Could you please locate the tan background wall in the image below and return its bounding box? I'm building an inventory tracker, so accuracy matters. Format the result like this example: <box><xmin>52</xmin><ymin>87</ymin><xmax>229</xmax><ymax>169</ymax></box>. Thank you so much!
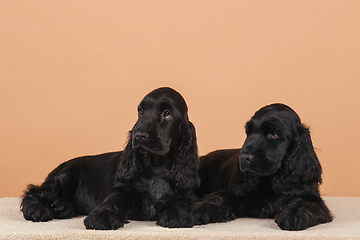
<box><xmin>1</xmin><ymin>1</ymin><xmax>360</xmax><ymax>197</ymax></box>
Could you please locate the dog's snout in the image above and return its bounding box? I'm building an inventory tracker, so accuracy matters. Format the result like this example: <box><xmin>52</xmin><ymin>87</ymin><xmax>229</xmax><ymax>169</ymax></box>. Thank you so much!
<box><xmin>134</xmin><ymin>132</ymin><xmax>149</xmax><ymax>141</ymax></box>
<box><xmin>241</xmin><ymin>154</ymin><xmax>254</xmax><ymax>163</ymax></box>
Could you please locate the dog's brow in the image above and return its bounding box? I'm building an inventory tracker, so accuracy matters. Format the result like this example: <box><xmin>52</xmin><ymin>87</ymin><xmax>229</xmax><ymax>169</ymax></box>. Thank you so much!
<box><xmin>260</xmin><ymin>121</ymin><xmax>278</xmax><ymax>132</ymax></box>
<box><xmin>159</xmin><ymin>101</ymin><xmax>173</xmax><ymax>110</ymax></box>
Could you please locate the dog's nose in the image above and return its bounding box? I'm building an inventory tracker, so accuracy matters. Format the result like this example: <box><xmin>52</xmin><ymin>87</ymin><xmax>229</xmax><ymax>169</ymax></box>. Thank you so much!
<box><xmin>134</xmin><ymin>132</ymin><xmax>149</xmax><ymax>141</ymax></box>
<box><xmin>240</xmin><ymin>154</ymin><xmax>254</xmax><ymax>164</ymax></box>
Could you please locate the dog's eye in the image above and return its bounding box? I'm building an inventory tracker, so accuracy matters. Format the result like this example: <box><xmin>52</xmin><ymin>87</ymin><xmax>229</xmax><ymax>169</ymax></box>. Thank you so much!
<box><xmin>138</xmin><ymin>106</ymin><xmax>143</xmax><ymax>117</ymax></box>
<box><xmin>162</xmin><ymin>110</ymin><xmax>171</xmax><ymax>119</ymax></box>
<box><xmin>267</xmin><ymin>133</ymin><xmax>278</xmax><ymax>139</ymax></box>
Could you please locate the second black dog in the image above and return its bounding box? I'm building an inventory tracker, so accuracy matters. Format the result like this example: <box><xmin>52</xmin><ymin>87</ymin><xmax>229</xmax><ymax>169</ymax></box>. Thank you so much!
<box><xmin>192</xmin><ymin>103</ymin><xmax>332</xmax><ymax>231</ymax></box>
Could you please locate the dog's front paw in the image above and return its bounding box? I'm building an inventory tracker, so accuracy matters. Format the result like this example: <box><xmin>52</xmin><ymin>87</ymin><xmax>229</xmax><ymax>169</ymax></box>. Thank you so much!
<box><xmin>275</xmin><ymin>201</ymin><xmax>316</xmax><ymax>231</ymax></box>
<box><xmin>156</xmin><ymin>209</ymin><xmax>194</xmax><ymax>228</ymax></box>
<box><xmin>51</xmin><ymin>200</ymin><xmax>76</xmax><ymax>219</ymax></box>
<box><xmin>84</xmin><ymin>208</ymin><xmax>126</xmax><ymax>230</ymax></box>
<box><xmin>191</xmin><ymin>201</ymin><xmax>234</xmax><ymax>225</ymax></box>
<box><xmin>157</xmin><ymin>208</ymin><xmax>194</xmax><ymax>228</ymax></box>
<box><xmin>21</xmin><ymin>196</ymin><xmax>53</xmax><ymax>222</ymax></box>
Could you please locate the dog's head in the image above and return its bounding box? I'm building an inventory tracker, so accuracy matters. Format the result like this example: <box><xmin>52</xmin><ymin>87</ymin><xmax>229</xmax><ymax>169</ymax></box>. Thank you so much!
<box><xmin>117</xmin><ymin>87</ymin><xmax>200</xmax><ymax>190</ymax></box>
<box><xmin>240</xmin><ymin>104</ymin><xmax>298</xmax><ymax>175</ymax></box>
<box><xmin>239</xmin><ymin>103</ymin><xmax>322</xmax><ymax>195</ymax></box>
<box><xmin>131</xmin><ymin>87</ymin><xmax>189</xmax><ymax>155</ymax></box>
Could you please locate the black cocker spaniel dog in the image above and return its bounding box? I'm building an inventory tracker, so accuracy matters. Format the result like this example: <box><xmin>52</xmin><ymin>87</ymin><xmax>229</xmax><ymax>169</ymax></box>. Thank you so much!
<box><xmin>192</xmin><ymin>103</ymin><xmax>332</xmax><ymax>231</ymax></box>
<box><xmin>21</xmin><ymin>87</ymin><xmax>200</xmax><ymax>230</ymax></box>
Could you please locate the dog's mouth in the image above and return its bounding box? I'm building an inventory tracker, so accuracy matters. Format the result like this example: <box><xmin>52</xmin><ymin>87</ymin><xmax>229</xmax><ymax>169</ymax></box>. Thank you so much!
<box><xmin>135</xmin><ymin>146</ymin><xmax>150</xmax><ymax>154</ymax></box>
<box><xmin>132</xmin><ymin>145</ymin><xmax>170</xmax><ymax>156</ymax></box>
<box><xmin>239</xmin><ymin>159</ymin><xmax>255</xmax><ymax>174</ymax></box>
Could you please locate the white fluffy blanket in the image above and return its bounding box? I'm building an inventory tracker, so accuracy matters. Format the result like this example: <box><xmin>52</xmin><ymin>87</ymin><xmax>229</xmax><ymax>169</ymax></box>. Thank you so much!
<box><xmin>0</xmin><ymin>197</ymin><xmax>359</xmax><ymax>240</ymax></box>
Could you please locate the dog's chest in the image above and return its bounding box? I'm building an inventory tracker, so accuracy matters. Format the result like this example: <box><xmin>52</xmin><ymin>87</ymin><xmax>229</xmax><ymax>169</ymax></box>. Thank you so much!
<box><xmin>145</xmin><ymin>175</ymin><xmax>171</xmax><ymax>200</ymax></box>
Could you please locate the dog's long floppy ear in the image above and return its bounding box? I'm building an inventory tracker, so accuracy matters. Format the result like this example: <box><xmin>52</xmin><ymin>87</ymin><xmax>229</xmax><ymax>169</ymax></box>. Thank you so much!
<box><xmin>171</xmin><ymin>120</ymin><xmax>200</xmax><ymax>191</ymax></box>
<box><xmin>272</xmin><ymin>124</ymin><xmax>322</xmax><ymax>196</ymax></box>
<box><xmin>116</xmin><ymin>132</ymin><xmax>142</xmax><ymax>183</ymax></box>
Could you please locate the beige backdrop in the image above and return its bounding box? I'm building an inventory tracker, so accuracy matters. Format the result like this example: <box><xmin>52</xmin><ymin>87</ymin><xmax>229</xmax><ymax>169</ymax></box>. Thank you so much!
<box><xmin>1</xmin><ymin>1</ymin><xmax>360</xmax><ymax>197</ymax></box>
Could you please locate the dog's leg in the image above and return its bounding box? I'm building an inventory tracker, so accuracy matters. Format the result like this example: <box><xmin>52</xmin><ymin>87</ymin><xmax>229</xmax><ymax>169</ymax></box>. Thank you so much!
<box><xmin>156</xmin><ymin>197</ymin><xmax>195</xmax><ymax>228</ymax></box>
<box><xmin>275</xmin><ymin>196</ymin><xmax>333</xmax><ymax>231</ymax></box>
<box><xmin>21</xmin><ymin>170</ymin><xmax>78</xmax><ymax>222</ymax></box>
<box><xmin>83</xmin><ymin>185</ymin><xmax>138</xmax><ymax>230</ymax></box>
<box><xmin>191</xmin><ymin>191</ymin><xmax>237</xmax><ymax>225</ymax></box>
